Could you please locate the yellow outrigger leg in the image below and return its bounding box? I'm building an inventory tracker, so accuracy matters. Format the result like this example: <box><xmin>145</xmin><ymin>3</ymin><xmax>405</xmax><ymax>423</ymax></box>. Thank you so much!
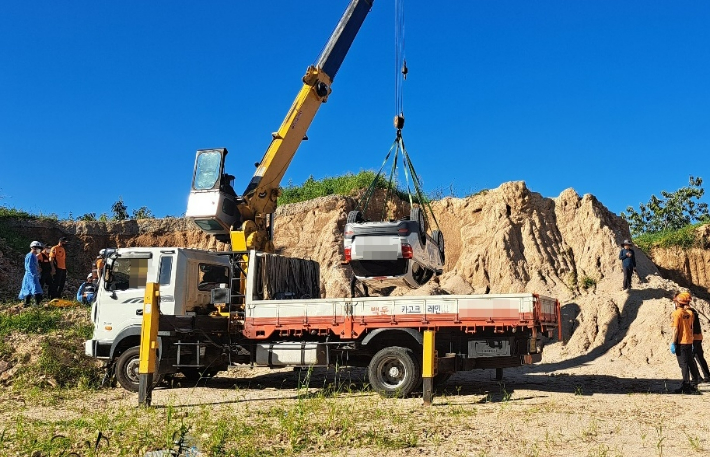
<box><xmin>422</xmin><ymin>329</ymin><xmax>437</xmax><ymax>406</ymax></box>
<box><xmin>138</xmin><ymin>282</ymin><xmax>160</xmax><ymax>406</ymax></box>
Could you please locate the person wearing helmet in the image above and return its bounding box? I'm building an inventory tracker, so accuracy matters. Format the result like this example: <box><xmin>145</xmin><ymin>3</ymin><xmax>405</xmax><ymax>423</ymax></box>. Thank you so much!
<box><xmin>683</xmin><ymin>292</ymin><xmax>710</xmax><ymax>384</ymax></box>
<box><xmin>19</xmin><ymin>241</ymin><xmax>44</xmax><ymax>307</ymax></box>
<box><xmin>670</xmin><ymin>292</ymin><xmax>701</xmax><ymax>394</ymax></box>
<box><xmin>76</xmin><ymin>273</ymin><xmax>97</xmax><ymax>305</ymax></box>
<box><xmin>618</xmin><ymin>239</ymin><xmax>636</xmax><ymax>291</ymax></box>
<box><xmin>49</xmin><ymin>237</ymin><xmax>69</xmax><ymax>298</ymax></box>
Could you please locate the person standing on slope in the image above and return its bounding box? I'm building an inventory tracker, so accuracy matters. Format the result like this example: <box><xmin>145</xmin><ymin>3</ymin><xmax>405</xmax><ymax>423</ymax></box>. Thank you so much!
<box><xmin>19</xmin><ymin>241</ymin><xmax>44</xmax><ymax>307</ymax></box>
<box><xmin>36</xmin><ymin>243</ymin><xmax>54</xmax><ymax>297</ymax></box>
<box><xmin>679</xmin><ymin>291</ymin><xmax>710</xmax><ymax>384</ymax></box>
<box><xmin>670</xmin><ymin>293</ymin><xmax>701</xmax><ymax>393</ymax></box>
<box><xmin>618</xmin><ymin>239</ymin><xmax>636</xmax><ymax>291</ymax></box>
<box><xmin>50</xmin><ymin>237</ymin><xmax>68</xmax><ymax>298</ymax></box>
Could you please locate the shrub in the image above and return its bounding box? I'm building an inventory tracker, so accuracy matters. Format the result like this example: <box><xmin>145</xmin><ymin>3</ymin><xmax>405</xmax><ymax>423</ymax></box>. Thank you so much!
<box><xmin>634</xmin><ymin>222</ymin><xmax>706</xmax><ymax>252</ymax></box>
<box><xmin>0</xmin><ymin>206</ymin><xmax>35</xmax><ymax>220</ymax></box>
<box><xmin>581</xmin><ymin>276</ymin><xmax>597</xmax><ymax>290</ymax></box>
<box><xmin>278</xmin><ymin>171</ymin><xmax>409</xmax><ymax>205</ymax></box>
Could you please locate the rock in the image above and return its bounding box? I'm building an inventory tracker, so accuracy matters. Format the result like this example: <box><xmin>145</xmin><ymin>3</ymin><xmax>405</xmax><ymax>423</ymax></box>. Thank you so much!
<box><xmin>441</xmin><ymin>275</ymin><xmax>474</xmax><ymax>295</ymax></box>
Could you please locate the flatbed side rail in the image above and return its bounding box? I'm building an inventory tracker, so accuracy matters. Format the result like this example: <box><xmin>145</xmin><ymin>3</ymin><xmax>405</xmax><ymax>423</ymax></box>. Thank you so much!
<box><xmin>241</xmin><ymin>293</ymin><xmax>561</xmax><ymax>341</ymax></box>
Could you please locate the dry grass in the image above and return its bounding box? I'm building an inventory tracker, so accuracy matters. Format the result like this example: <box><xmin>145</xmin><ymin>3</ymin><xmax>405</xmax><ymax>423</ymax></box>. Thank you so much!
<box><xmin>2</xmin><ymin>367</ymin><xmax>710</xmax><ymax>456</ymax></box>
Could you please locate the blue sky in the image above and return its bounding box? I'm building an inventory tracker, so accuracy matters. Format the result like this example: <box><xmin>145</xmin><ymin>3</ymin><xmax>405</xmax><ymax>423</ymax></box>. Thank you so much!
<box><xmin>1</xmin><ymin>1</ymin><xmax>708</xmax><ymax>219</ymax></box>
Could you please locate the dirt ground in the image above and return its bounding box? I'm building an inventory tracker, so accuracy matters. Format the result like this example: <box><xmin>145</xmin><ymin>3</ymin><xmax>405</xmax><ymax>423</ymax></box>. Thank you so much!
<box><xmin>3</xmin><ymin>364</ymin><xmax>709</xmax><ymax>457</ymax></box>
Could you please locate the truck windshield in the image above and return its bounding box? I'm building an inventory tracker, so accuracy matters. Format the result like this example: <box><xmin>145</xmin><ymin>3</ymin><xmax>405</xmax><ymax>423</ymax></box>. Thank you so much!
<box><xmin>106</xmin><ymin>258</ymin><xmax>148</xmax><ymax>291</ymax></box>
<box><xmin>193</xmin><ymin>151</ymin><xmax>222</xmax><ymax>190</ymax></box>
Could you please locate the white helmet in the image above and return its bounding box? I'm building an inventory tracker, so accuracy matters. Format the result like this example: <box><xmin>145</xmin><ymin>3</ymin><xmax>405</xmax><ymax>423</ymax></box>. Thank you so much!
<box><xmin>99</xmin><ymin>248</ymin><xmax>106</xmax><ymax>256</ymax></box>
<box><xmin>30</xmin><ymin>241</ymin><xmax>43</xmax><ymax>249</ymax></box>
<box><xmin>87</xmin><ymin>273</ymin><xmax>94</xmax><ymax>280</ymax></box>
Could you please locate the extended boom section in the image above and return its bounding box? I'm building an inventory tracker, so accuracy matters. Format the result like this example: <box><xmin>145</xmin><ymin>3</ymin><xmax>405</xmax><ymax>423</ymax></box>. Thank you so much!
<box><xmin>187</xmin><ymin>0</ymin><xmax>374</xmax><ymax>251</ymax></box>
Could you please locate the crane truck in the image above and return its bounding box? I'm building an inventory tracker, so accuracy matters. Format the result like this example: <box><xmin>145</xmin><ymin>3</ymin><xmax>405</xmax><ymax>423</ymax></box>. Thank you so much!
<box><xmin>84</xmin><ymin>0</ymin><xmax>562</xmax><ymax>398</ymax></box>
<box><xmin>87</xmin><ymin>248</ymin><xmax>560</xmax><ymax>397</ymax></box>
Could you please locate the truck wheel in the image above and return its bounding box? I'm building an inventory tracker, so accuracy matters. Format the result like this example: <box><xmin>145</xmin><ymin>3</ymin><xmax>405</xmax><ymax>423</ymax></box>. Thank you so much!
<box><xmin>347</xmin><ymin>210</ymin><xmax>364</xmax><ymax>223</ymax></box>
<box><xmin>368</xmin><ymin>347</ymin><xmax>421</xmax><ymax>397</ymax></box>
<box><xmin>431</xmin><ymin>230</ymin><xmax>445</xmax><ymax>264</ymax></box>
<box><xmin>115</xmin><ymin>347</ymin><xmax>162</xmax><ymax>392</ymax></box>
<box><xmin>410</xmin><ymin>207</ymin><xmax>426</xmax><ymax>245</ymax></box>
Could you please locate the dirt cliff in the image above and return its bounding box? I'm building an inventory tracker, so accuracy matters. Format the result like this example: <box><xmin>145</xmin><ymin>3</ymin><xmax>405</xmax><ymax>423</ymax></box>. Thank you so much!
<box><xmin>645</xmin><ymin>224</ymin><xmax>710</xmax><ymax>295</ymax></box>
<box><xmin>1</xmin><ymin>182</ymin><xmax>707</xmax><ymax>380</ymax></box>
<box><xmin>0</xmin><ymin>218</ymin><xmax>230</xmax><ymax>299</ymax></box>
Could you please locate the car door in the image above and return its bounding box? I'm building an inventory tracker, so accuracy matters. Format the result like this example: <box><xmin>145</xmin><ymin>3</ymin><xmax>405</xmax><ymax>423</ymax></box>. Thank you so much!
<box><xmin>94</xmin><ymin>252</ymin><xmax>152</xmax><ymax>343</ymax></box>
<box><xmin>156</xmin><ymin>252</ymin><xmax>177</xmax><ymax>315</ymax></box>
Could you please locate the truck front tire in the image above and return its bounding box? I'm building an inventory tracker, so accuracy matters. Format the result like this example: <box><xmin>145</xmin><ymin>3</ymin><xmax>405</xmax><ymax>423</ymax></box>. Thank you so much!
<box><xmin>368</xmin><ymin>346</ymin><xmax>421</xmax><ymax>397</ymax></box>
<box><xmin>115</xmin><ymin>347</ymin><xmax>162</xmax><ymax>392</ymax></box>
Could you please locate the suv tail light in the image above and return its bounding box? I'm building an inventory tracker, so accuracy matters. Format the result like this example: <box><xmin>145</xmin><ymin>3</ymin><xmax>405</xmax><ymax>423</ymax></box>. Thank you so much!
<box><xmin>401</xmin><ymin>244</ymin><xmax>413</xmax><ymax>259</ymax></box>
<box><xmin>344</xmin><ymin>247</ymin><xmax>351</xmax><ymax>262</ymax></box>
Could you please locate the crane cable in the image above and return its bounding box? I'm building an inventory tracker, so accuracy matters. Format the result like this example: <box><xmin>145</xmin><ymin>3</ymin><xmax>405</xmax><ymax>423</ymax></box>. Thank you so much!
<box><xmin>395</xmin><ymin>0</ymin><xmax>406</xmax><ymax>120</ymax></box>
<box><xmin>357</xmin><ymin>0</ymin><xmax>440</xmax><ymax>233</ymax></box>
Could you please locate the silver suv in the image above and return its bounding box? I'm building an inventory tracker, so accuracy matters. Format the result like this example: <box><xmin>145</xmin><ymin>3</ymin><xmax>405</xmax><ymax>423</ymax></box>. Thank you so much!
<box><xmin>344</xmin><ymin>208</ymin><xmax>444</xmax><ymax>292</ymax></box>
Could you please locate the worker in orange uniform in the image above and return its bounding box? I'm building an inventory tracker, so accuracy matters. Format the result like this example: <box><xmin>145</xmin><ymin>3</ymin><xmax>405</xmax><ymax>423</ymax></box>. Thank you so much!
<box><xmin>670</xmin><ymin>292</ymin><xmax>701</xmax><ymax>393</ymax></box>
<box><xmin>95</xmin><ymin>252</ymin><xmax>105</xmax><ymax>279</ymax></box>
<box><xmin>684</xmin><ymin>292</ymin><xmax>710</xmax><ymax>384</ymax></box>
<box><xmin>49</xmin><ymin>237</ymin><xmax>68</xmax><ymax>298</ymax></box>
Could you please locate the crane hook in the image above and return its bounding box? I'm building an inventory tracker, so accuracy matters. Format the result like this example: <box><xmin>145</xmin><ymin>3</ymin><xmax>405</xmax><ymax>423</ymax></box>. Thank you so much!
<box><xmin>401</xmin><ymin>59</ymin><xmax>408</xmax><ymax>80</ymax></box>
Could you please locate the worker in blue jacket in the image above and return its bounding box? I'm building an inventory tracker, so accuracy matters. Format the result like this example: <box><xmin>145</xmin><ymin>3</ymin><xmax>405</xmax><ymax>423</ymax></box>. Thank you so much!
<box><xmin>19</xmin><ymin>241</ymin><xmax>44</xmax><ymax>307</ymax></box>
<box><xmin>619</xmin><ymin>239</ymin><xmax>636</xmax><ymax>291</ymax></box>
<box><xmin>76</xmin><ymin>274</ymin><xmax>97</xmax><ymax>305</ymax></box>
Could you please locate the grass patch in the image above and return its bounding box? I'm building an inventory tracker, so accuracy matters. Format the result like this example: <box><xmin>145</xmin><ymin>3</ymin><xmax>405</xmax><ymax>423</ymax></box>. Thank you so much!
<box><xmin>0</xmin><ymin>304</ymin><xmax>100</xmax><ymax>390</ymax></box>
<box><xmin>0</xmin><ymin>389</ymin><xmax>428</xmax><ymax>455</ymax></box>
<box><xmin>33</xmin><ymin>337</ymin><xmax>103</xmax><ymax>388</ymax></box>
<box><xmin>0</xmin><ymin>206</ymin><xmax>38</xmax><ymax>220</ymax></box>
<box><xmin>581</xmin><ymin>276</ymin><xmax>597</xmax><ymax>291</ymax></box>
<box><xmin>0</xmin><ymin>307</ymin><xmax>62</xmax><ymax>336</ymax></box>
<box><xmin>0</xmin><ymin>221</ymin><xmax>33</xmax><ymax>255</ymax></box>
<box><xmin>0</xmin><ymin>205</ymin><xmax>61</xmax><ymax>254</ymax></box>
<box><xmin>634</xmin><ymin>222</ymin><xmax>708</xmax><ymax>252</ymax></box>
<box><xmin>278</xmin><ymin>171</ymin><xmax>414</xmax><ymax>206</ymax></box>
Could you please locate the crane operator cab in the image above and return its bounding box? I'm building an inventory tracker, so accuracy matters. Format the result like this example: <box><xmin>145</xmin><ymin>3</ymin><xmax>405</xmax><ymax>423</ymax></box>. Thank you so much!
<box><xmin>186</xmin><ymin>148</ymin><xmax>241</xmax><ymax>242</ymax></box>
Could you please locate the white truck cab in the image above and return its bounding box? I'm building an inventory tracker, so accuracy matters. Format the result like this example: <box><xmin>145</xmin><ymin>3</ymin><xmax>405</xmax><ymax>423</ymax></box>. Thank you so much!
<box><xmin>85</xmin><ymin>247</ymin><xmax>230</xmax><ymax>390</ymax></box>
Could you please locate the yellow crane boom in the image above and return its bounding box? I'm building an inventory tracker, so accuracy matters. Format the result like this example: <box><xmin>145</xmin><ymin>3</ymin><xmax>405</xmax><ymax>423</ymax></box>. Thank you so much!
<box><xmin>186</xmin><ymin>0</ymin><xmax>374</xmax><ymax>251</ymax></box>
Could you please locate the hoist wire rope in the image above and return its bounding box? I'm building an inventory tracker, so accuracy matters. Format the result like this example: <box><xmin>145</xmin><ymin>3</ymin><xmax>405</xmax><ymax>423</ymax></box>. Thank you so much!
<box><xmin>382</xmin><ymin>148</ymin><xmax>400</xmax><ymax>220</ymax></box>
<box><xmin>357</xmin><ymin>139</ymin><xmax>398</xmax><ymax>215</ymax></box>
<box><xmin>399</xmin><ymin>137</ymin><xmax>414</xmax><ymax>209</ymax></box>
<box><xmin>394</xmin><ymin>0</ymin><xmax>406</xmax><ymax>116</ymax></box>
<box><xmin>400</xmin><ymin>137</ymin><xmax>441</xmax><ymax>232</ymax></box>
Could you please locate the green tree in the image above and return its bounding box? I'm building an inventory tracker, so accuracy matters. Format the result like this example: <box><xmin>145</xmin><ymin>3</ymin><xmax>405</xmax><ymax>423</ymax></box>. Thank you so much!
<box><xmin>622</xmin><ymin>176</ymin><xmax>709</xmax><ymax>236</ymax></box>
<box><xmin>111</xmin><ymin>198</ymin><xmax>128</xmax><ymax>221</ymax></box>
<box><xmin>131</xmin><ymin>206</ymin><xmax>154</xmax><ymax>219</ymax></box>
<box><xmin>78</xmin><ymin>212</ymin><xmax>97</xmax><ymax>221</ymax></box>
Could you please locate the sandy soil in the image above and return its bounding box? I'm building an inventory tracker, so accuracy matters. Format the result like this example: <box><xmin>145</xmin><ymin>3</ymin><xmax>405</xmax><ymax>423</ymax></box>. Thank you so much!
<box><xmin>3</xmin><ymin>364</ymin><xmax>709</xmax><ymax>457</ymax></box>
